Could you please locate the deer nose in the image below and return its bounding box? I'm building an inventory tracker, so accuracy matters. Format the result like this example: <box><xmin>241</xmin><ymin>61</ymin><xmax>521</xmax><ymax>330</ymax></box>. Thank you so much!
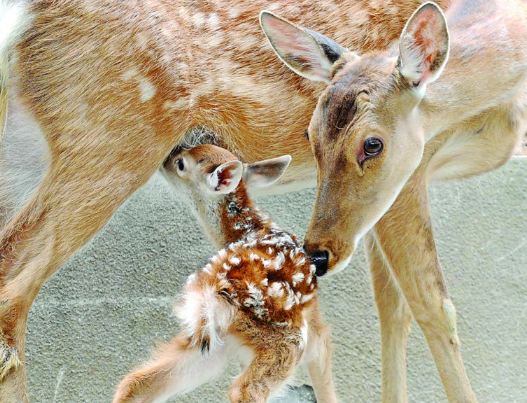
<box><xmin>307</xmin><ymin>250</ymin><xmax>329</xmax><ymax>277</ymax></box>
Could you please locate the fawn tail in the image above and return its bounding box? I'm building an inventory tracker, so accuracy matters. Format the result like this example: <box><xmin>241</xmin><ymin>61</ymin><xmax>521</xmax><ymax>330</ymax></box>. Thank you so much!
<box><xmin>174</xmin><ymin>277</ymin><xmax>238</xmax><ymax>353</ymax></box>
<box><xmin>114</xmin><ymin>281</ymin><xmax>239</xmax><ymax>403</ymax></box>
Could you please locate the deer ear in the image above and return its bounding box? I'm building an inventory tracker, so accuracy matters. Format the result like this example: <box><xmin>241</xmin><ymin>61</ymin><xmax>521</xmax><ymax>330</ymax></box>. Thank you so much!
<box><xmin>243</xmin><ymin>155</ymin><xmax>292</xmax><ymax>188</ymax></box>
<box><xmin>206</xmin><ymin>160</ymin><xmax>243</xmax><ymax>194</ymax></box>
<box><xmin>398</xmin><ymin>2</ymin><xmax>449</xmax><ymax>90</ymax></box>
<box><xmin>260</xmin><ymin>11</ymin><xmax>349</xmax><ymax>83</ymax></box>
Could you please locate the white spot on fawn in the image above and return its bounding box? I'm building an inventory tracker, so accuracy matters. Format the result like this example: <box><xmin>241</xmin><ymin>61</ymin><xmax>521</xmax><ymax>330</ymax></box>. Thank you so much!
<box><xmin>262</xmin><ymin>259</ymin><xmax>273</xmax><ymax>269</ymax></box>
<box><xmin>268</xmin><ymin>282</ymin><xmax>284</xmax><ymax>298</ymax></box>
<box><xmin>292</xmin><ymin>273</ymin><xmax>305</xmax><ymax>286</ymax></box>
<box><xmin>229</xmin><ymin>256</ymin><xmax>241</xmax><ymax>266</ymax></box>
<box><xmin>295</xmin><ymin>257</ymin><xmax>306</xmax><ymax>267</ymax></box>
<box><xmin>301</xmin><ymin>293</ymin><xmax>314</xmax><ymax>304</ymax></box>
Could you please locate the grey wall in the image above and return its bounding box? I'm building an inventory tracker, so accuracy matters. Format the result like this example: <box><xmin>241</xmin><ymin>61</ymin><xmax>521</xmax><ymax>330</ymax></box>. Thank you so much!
<box><xmin>26</xmin><ymin>158</ymin><xmax>526</xmax><ymax>403</ymax></box>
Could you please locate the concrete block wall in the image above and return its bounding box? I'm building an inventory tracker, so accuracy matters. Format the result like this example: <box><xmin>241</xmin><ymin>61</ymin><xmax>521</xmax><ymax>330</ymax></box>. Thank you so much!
<box><xmin>26</xmin><ymin>157</ymin><xmax>526</xmax><ymax>402</ymax></box>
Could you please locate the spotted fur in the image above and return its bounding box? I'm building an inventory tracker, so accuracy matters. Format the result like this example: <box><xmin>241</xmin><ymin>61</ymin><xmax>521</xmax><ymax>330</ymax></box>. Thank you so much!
<box><xmin>114</xmin><ymin>145</ymin><xmax>334</xmax><ymax>403</ymax></box>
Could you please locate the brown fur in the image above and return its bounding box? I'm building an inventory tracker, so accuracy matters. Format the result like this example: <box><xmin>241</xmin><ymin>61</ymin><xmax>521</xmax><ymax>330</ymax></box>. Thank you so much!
<box><xmin>259</xmin><ymin>1</ymin><xmax>527</xmax><ymax>403</ymax></box>
<box><xmin>0</xmin><ymin>0</ymin><xmax>457</xmax><ymax>400</ymax></box>
<box><xmin>113</xmin><ymin>145</ymin><xmax>334</xmax><ymax>403</ymax></box>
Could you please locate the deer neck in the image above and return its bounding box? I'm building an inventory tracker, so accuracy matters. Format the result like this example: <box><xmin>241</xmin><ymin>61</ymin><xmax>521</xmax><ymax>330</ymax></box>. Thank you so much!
<box><xmin>201</xmin><ymin>184</ymin><xmax>270</xmax><ymax>249</ymax></box>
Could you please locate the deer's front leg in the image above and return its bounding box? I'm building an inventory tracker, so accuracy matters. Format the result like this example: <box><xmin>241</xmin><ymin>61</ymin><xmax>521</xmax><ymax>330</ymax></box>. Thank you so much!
<box><xmin>364</xmin><ymin>234</ymin><xmax>412</xmax><ymax>403</ymax></box>
<box><xmin>304</xmin><ymin>301</ymin><xmax>338</xmax><ymax>403</ymax></box>
<box><xmin>373</xmin><ymin>176</ymin><xmax>477</xmax><ymax>403</ymax></box>
<box><xmin>0</xmin><ymin>138</ymin><xmax>177</xmax><ymax>402</ymax></box>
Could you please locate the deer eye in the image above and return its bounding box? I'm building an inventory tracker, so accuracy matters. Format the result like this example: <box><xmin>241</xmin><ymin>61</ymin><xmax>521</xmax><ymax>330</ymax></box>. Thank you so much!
<box><xmin>304</xmin><ymin>130</ymin><xmax>310</xmax><ymax>141</ymax></box>
<box><xmin>363</xmin><ymin>137</ymin><xmax>384</xmax><ymax>157</ymax></box>
<box><xmin>175</xmin><ymin>158</ymin><xmax>185</xmax><ymax>172</ymax></box>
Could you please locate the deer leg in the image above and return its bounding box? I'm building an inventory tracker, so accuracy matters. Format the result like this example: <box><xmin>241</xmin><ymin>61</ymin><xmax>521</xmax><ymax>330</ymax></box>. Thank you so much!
<box><xmin>0</xmin><ymin>134</ymin><xmax>177</xmax><ymax>401</ymax></box>
<box><xmin>373</xmin><ymin>176</ymin><xmax>477</xmax><ymax>403</ymax></box>
<box><xmin>113</xmin><ymin>334</ymin><xmax>231</xmax><ymax>403</ymax></box>
<box><xmin>228</xmin><ymin>340</ymin><xmax>301</xmax><ymax>403</ymax></box>
<box><xmin>364</xmin><ymin>233</ymin><xmax>412</xmax><ymax>403</ymax></box>
<box><xmin>303</xmin><ymin>301</ymin><xmax>337</xmax><ymax>403</ymax></box>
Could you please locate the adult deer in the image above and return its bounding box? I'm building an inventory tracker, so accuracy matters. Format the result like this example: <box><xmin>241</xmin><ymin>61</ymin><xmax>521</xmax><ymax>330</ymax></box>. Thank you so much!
<box><xmin>260</xmin><ymin>0</ymin><xmax>527</xmax><ymax>402</ymax></box>
<box><xmin>0</xmin><ymin>0</ymin><xmax>519</xmax><ymax>401</ymax></box>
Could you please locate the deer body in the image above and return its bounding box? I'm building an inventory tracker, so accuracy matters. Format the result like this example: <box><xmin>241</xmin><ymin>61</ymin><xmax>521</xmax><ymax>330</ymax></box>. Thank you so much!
<box><xmin>113</xmin><ymin>145</ymin><xmax>335</xmax><ymax>403</ymax></box>
<box><xmin>0</xmin><ymin>1</ymin><xmax>454</xmax><ymax>399</ymax></box>
<box><xmin>259</xmin><ymin>1</ymin><xmax>527</xmax><ymax>403</ymax></box>
<box><xmin>0</xmin><ymin>0</ymin><xmax>521</xmax><ymax>401</ymax></box>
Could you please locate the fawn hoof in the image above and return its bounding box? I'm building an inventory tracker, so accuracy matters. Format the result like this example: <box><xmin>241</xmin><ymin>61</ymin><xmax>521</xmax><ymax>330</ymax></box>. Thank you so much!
<box><xmin>0</xmin><ymin>339</ymin><xmax>22</xmax><ymax>380</ymax></box>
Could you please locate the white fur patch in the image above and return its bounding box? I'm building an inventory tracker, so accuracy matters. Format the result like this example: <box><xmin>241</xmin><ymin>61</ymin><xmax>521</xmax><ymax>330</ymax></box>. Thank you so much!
<box><xmin>176</xmin><ymin>285</ymin><xmax>235</xmax><ymax>351</ymax></box>
<box><xmin>300</xmin><ymin>319</ymin><xmax>309</xmax><ymax>350</ymax></box>
<box><xmin>138</xmin><ymin>78</ymin><xmax>156</xmax><ymax>102</ymax></box>
<box><xmin>300</xmin><ymin>293</ymin><xmax>314</xmax><ymax>304</ymax></box>
<box><xmin>163</xmin><ymin>98</ymin><xmax>188</xmax><ymax>110</ymax></box>
<box><xmin>268</xmin><ymin>282</ymin><xmax>284</xmax><ymax>298</ymax></box>
<box><xmin>291</xmin><ymin>273</ymin><xmax>305</xmax><ymax>286</ymax></box>
<box><xmin>207</xmin><ymin>13</ymin><xmax>220</xmax><ymax>30</ymax></box>
<box><xmin>121</xmin><ymin>69</ymin><xmax>157</xmax><ymax>102</ymax></box>
<box><xmin>295</xmin><ymin>257</ymin><xmax>306</xmax><ymax>267</ymax></box>
<box><xmin>0</xmin><ymin>3</ymin><xmax>29</xmax><ymax>54</ymax></box>
<box><xmin>228</xmin><ymin>8</ymin><xmax>240</xmax><ymax>19</ymax></box>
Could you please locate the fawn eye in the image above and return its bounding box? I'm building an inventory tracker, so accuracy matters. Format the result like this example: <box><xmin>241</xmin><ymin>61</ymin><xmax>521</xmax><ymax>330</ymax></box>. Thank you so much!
<box><xmin>363</xmin><ymin>137</ymin><xmax>384</xmax><ymax>157</ymax></box>
<box><xmin>304</xmin><ymin>130</ymin><xmax>310</xmax><ymax>141</ymax></box>
<box><xmin>175</xmin><ymin>158</ymin><xmax>185</xmax><ymax>172</ymax></box>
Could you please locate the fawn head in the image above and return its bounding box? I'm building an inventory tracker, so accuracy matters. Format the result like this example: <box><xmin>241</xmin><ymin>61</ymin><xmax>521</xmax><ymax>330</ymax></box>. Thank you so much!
<box><xmin>261</xmin><ymin>2</ymin><xmax>449</xmax><ymax>275</ymax></box>
<box><xmin>160</xmin><ymin>144</ymin><xmax>291</xmax><ymax>243</ymax></box>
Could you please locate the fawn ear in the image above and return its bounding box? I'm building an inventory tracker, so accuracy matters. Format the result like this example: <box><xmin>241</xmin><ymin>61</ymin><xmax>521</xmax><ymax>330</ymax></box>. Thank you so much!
<box><xmin>398</xmin><ymin>2</ymin><xmax>449</xmax><ymax>91</ymax></box>
<box><xmin>206</xmin><ymin>160</ymin><xmax>243</xmax><ymax>194</ymax></box>
<box><xmin>244</xmin><ymin>155</ymin><xmax>292</xmax><ymax>188</ymax></box>
<box><xmin>260</xmin><ymin>11</ymin><xmax>349</xmax><ymax>83</ymax></box>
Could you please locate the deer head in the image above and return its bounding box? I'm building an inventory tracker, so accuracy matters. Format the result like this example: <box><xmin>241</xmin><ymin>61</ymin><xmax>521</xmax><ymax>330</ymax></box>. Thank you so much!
<box><xmin>160</xmin><ymin>144</ymin><xmax>291</xmax><ymax>246</ymax></box>
<box><xmin>261</xmin><ymin>2</ymin><xmax>449</xmax><ymax>275</ymax></box>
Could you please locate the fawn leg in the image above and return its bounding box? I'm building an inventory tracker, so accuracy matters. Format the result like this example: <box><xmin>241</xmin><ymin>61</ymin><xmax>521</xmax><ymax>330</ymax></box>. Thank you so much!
<box><xmin>304</xmin><ymin>302</ymin><xmax>337</xmax><ymax>403</ymax></box>
<box><xmin>364</xmin><ymin>233</ymin><xmax>412</xmax><ymax>403</ymax></box>
<box><xmin>228</xmin><ymin>340</ymin><xmax>301</xmax><ymax>403</ymax></box>
<box><xmin>373</xmin><ymin>174</ymin><xmax>477</xmax><ymax>403</ymax></box>
<box><xmin>113</xmin><ymin>335</ymin><xmax>231</xmax><ymax>403</ymax></box>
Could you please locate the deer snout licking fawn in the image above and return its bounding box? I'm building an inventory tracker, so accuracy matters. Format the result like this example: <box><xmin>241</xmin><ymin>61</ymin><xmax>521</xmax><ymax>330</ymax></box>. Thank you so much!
<box><xmin>113</xmin><ymin>145</ymin><xmax>336</xmax><ymax>403</ymax></box>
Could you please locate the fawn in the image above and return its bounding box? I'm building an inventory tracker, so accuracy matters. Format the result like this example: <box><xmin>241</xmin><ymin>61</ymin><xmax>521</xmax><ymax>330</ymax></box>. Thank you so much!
<box><xmin>113</xmin><ymin>144</ymin><xmax>336</xmax><ymax>403</ymax></box>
